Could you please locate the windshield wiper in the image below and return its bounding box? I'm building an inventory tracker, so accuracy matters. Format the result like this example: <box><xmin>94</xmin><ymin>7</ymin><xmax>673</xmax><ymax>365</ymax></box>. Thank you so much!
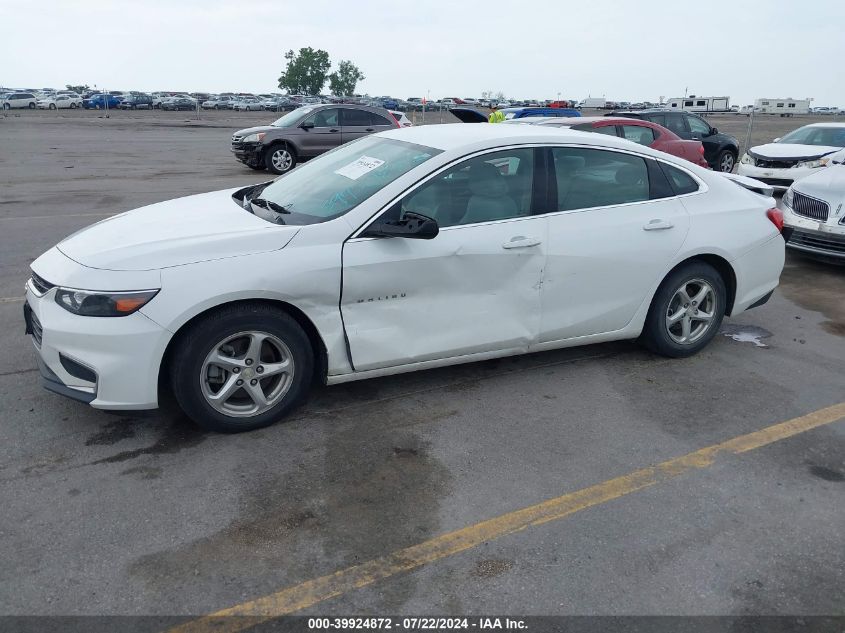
<box><xmin>250</xmin><ymin>197</ymin><xmax>291</xmax><ymax>214</ymax></box>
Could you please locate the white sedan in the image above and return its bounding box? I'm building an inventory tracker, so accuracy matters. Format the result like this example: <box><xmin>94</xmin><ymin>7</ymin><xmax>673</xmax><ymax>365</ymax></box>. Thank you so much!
<box><xmin>25</xmin><ymin>125</ymin><xmax>785</xmax><ymax>432</ymax></box>
<box><xmin>37</xmin><ymin>94</ymin><xmax>82</xmax><ymax>109</ymax></box>
<box><xmin>738</xmin><ymin>123</ymin><xmax>845</xmax><ymax>190</ymax></box>
<box><xmin>782</xmin><ymin>163</ymin><xmax>845</xmax><ymax>262</ymax></box>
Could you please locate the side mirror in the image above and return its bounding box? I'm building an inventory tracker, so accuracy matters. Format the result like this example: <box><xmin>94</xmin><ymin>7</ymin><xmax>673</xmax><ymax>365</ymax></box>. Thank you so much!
<box><xmin>300</xmin><ymin>121</ymin><xmax>314</xmax><ymax>129</ymax></box>
<box><xmin>710</xmin><ymin>127</ymin><xmax>718</xmax><ymax>135</ymax></box>
<box><xmin>365</xmin><ymin>211</ymin><xmax>439</xmax><ymax>240</ymax></box>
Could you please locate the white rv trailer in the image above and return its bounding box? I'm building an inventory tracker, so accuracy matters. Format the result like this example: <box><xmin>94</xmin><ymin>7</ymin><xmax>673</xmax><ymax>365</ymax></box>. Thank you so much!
<box><xmin>667</xmin><ymin>96</ymin><xmax>730</xmax><ymax>112</ymax></box>
<box><xmin>754</xmin><ymin>98</ymin><xmax>811</xmax><ymax>116</ymax></box>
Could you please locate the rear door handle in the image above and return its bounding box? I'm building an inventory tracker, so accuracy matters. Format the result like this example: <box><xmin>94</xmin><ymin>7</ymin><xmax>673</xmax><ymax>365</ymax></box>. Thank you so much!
<box><xmin>502</xmin><ymin>236</ymin><xmax>542</xmax><ymax>249</ymax></box>
<box><xmin>643</xmin><ymin>219</ymin><xmax>674</xmax><ymax>231</ymax></box>
<box><xmin>329</xmin><ymin>128</ymin><xmax>339</xmax><ymax>133</ymax></box>
<box><xmin>365</xmin><ymin>128</ymin><xmax>374</xmax><ymax>132</ymax></box>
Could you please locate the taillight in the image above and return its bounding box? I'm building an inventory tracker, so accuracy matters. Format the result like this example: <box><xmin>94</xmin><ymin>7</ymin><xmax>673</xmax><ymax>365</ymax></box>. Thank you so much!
<box><xmin>698</xmin><ymin>145</ymin><xmax>705</xmax><ymax>155</ymax></box>
<box><xmin>389</xmin><ymin>112</ymin><xmax>400</xmax><ymax>128</ymax></box>
<box><xmin>766</xmin><ymin>207</ymin><xmax>784</xmax><ymax>232</ymax></box>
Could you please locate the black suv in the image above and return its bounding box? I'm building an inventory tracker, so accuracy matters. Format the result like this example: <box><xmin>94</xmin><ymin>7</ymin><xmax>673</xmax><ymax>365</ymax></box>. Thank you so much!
<box><xmin>611</xmin><ymin>109</ymin><xmax>739</xmax><ymax>172</ymax></box>
<box><xmin>231</xmin><ymin>104</ymin><xmax>398</xmax><ymax>174</ymax></box>
<box><xmin>119</xmin><ymin>94</ymin><xmax>153</xmax><ymax>110</ymax></box>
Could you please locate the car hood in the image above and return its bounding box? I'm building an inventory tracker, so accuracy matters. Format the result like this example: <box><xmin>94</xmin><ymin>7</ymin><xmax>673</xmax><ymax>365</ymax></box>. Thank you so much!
<box><xmin>749</xmin><ymin>143</ymin><xmax>842</xmax><ymax>161</ymax></box>
<box><xmin>235</xmin><ymin>125</ymin><xmax>276</xmax><ymax>136</ymax></box>
<box><xmin>792</xmin><ymin>164</ymin><xmax>845</xmax><ymax>202</ymax></box>
<box><xmin>57</xmin><ymin>188</ymin><xmax>299</xmax><ymax>272</ymax></box>
<box><xmin>450</xmin><ymin>108</ymin><xmax>489</xmax><ymax>123</ymax></box>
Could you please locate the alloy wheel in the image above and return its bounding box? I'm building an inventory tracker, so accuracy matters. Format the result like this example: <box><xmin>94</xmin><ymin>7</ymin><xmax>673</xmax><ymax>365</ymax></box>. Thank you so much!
<box><xmin>271</xmin><ymin>148</ymin><xmax>293</xmax><ymax>172</ymax></box>
<box><xmin>719</xmin><ymin>153</ymin><xmax>735</xmax><ymax>172</ymax></box>
<box><xmin>200</xmin><ymin>330</ymin><xmax>294</xmax><ymax>417</ymax></box>
<box><xmin>665</xmin><ymin>279</ymin><xmax>718</xmax><ymax>345</ymax></box>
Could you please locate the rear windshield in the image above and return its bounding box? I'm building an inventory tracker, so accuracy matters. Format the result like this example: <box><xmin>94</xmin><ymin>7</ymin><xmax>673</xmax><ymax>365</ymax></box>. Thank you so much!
<box><xmin>242</xmin><ymin>136</ymin><xmax>442</xmax><ymax>225</ymax></box>
<box><xmin>779</xmin><ymin>126</ymin><xmax>845</xmax><ymax>147</ymax></box>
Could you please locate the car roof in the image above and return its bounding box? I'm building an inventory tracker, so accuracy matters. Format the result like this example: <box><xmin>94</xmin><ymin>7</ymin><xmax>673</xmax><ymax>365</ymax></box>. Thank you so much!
<box><xmin>375</xmin><ymin>122</ymin><xmax>673</xmax><ymax>157</ymax></box>
<box><xmin>801</xmin><ymin>122</ymin><xmax>845</xmax><ymax>128</ymax></box>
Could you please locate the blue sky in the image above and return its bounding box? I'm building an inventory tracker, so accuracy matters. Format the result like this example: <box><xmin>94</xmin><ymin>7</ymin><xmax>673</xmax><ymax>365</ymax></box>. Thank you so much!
<box><xmin>1</xmin><ymin>0</ymin><xmax>842</xmax><ymax>107</ymax></box>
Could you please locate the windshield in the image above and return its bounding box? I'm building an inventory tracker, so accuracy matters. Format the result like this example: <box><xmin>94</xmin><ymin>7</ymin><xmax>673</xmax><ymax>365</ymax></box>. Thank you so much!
<box><xmin>246</xmin><ymin>136</ymin><xmax>442</xmax><ymax>225</ymax></box>
<box><xmin>778</xmin><ymin>126</ymin><xmax>845</xmax><ymax>147</ymax></box>
<box><xmin>271</xmin><ymin>106</ymin><xmax>315</xmax><ymax>127</ymax></box>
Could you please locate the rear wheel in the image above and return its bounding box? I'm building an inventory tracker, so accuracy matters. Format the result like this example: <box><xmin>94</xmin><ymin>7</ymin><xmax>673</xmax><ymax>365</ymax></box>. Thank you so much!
<box><xmin>716</xmin><ymin>149</ymin><xmax>736</xmax><ymax>173</ymax></box>
<box><xmin>169</xmin><ymin>304</ymin><xmax>313</xmax><ymax>433</ymax></box>
<box><xmin>69</xmin><ymin>102</ymin><xmax>76</xmax><ymax>109</ymax></box>
<box><xmin>640</xmin><ymin>262</ymin><xmax>726</xmax><ymax>358</ymax></box>
<box><xmin>49</xmin><ymin>103</ymin><xmax>56</xmax><ymax>110</ymax></box>
<box><xmin>29</xmin><ymin>102</ymin><xmax>36</xmax><ymax>109</ymax></box>
<box><xmin>264</xmin><ymin>144</ymin><xmax>297</xmax><ymax>174</ymax></box>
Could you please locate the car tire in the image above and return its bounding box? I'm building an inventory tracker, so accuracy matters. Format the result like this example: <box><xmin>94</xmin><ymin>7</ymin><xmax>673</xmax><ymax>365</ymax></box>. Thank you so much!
<box><xmin>49</xmin><ymin>103</ymin><xmax>56</xmax><ymax>110</ymax></box>
<box><xmin>640</xmin><ymin>261</ymin><xmax>726</xmax><ymax>358</ymax></box>
<box><xmin>264</xmin><ymin>144</ymin><xmax>297</xmax><ymax>175</ymax></box>
<box><xmin>169</xmin><ymin>303</ymin><xmax>314</xmax><ymax>433</ymax></box>
<box><xmin>70</xmin><ymin>103</ymin><xmax>76</xmax><ymax>109</ymax></box>
<box><xmin>716</xmin><ymin>149</ymin><xmax>736</xmax><ymax>173</ymax></box>
<box><xmin>2</xmin><ymin>103</ymin><xmax>9</xmax><ymax>110</ymax></box>
<box><xmin>29</xmin><ymin>102</ymin><xmax>36</xmax><ymax>109</ymax></box>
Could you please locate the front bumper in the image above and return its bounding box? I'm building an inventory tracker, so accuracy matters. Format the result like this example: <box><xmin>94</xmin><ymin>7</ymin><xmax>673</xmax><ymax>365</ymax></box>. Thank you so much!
<box><xmin>737</xmin><ymin>163</ymin><xmax>822</xmax><ymax>191</ymax></box>
<box><xmin>231</xmin><ymin>142</ymin><xmax>263</xmax><ymax>165</ymax></box>
<box><xmin>24</xmin><ymin>280</ymin><xmax>170</xmax><ymax>410</ymax></box>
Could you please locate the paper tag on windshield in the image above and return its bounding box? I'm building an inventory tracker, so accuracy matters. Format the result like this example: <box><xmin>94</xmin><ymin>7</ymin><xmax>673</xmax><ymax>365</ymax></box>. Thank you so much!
<box><xmin>335</xmin><ymin>156</ymin><xmax>385</xmax><ymax>180</ymax></box>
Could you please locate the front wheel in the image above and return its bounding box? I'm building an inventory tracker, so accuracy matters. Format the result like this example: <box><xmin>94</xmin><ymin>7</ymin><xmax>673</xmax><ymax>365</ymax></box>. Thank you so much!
<box><xmin>70</xmin><ymin>102</ymin><xmax>76</xmax><ymax>109</ymax></box>
<box><xmin>716</xmin><ymin>150</ymin><xmax>736</xmax><ymax>173</ymax></box>
<box><xmin>640</xmin><ymin>262</ymin><xmax>726</xmax><ymax>358</ymax></box>
<box><xmin>169</xmin><ymin>304</ymin><xmax>313</xmax><ymax>433</ymax></box>
<box><xmin>264</xmin><ymin>145</ymin><xmax>297</xmax><ymax>174</ymax></box>
<box><xmin>49</xmin><ymin>103</ymin><xmax>57</xmax><ymax>110</ymax></box>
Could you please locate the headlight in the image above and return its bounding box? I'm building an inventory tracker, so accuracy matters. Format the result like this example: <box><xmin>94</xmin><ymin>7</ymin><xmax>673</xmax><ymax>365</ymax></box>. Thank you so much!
<box><xmin>783</xmin><ymin>188</ymin><xmax>794</xmax><ymax>208</ymax></box>
<box><xmin>242</xmin><ymin>132</ymin><xmax>266</xmax><ymax>143</ymax></box>
<box><xmin>740</xmin><ymin>153</ymin><xmax>754</xmax><ymax>165</ymax></box>
<box><xmin>794</xmin><ymin>157</ymin><xmax>830</xmax><ymax>169</ymax></box>
<box><xmin>54</xmin><ymin>288</ymin><xmax>159</xmax><ymax>317</ymax></box>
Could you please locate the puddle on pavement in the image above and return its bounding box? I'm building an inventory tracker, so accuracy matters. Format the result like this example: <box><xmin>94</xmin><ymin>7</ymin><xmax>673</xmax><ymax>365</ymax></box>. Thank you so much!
<box><xmin>779</xmin><ymin>258</ymin><xmax>845</xmax><ymax>337</ymax></box>
<box><xmin>720</xmin><ymin>324</ymin><xmax>773</xmax><ymax>348</ymax></box>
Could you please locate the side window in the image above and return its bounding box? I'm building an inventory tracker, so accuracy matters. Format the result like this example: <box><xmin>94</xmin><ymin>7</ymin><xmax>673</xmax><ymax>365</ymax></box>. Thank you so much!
<box><xmin>646</xmin><ymin>113</ymin><xmax>666</xmax><ymax>127</ymax></box>
<box><xmin>592</xmin><ymin>124</ymin><xmax>619</xmax><ymax>136</ymax></box>
<box><xmin>687</xmin><ymin>116</ymin><xmax>711</xmax><ymax>137</ymax></box>
<box><xmin>552</xmin><ymin>147</ymin><xmax>649</xmax><ymax>211</ymax></box>
<box><xmin>621</xmin><ymin>125</ymin><xmax>656</xmax><ymax>146</ymax></box>
<box><xmin>306</xmin><ymin>109</ymin><xmax>339</xmax><ymax>127</ymax></box>
<box><xmin>661</xmin><ymin>163</ymin><xmax>700</xmax><ymax>195</ymax></box>
<box><xmin>371</xmin><ymin>113</ymin><xmax>394</xmax><ymax>127</ymax></box>
<box><xmin>664</xmin><ymin>114</ymin><xmax>689</xmax><ymax>138</ymax></box>
<box><xmin>399</xmin><ymin>148</ymin><xmax>535</xmax><ymax>228</ymax></box>
<box><xmin>342</xmin><ymin>108</ymin><xmax>371</xmax><ymax>126</ymax></box>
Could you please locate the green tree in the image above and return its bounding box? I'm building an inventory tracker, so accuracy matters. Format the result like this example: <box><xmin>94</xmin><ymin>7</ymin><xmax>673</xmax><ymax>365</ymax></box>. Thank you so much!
<box><xmin>66</xmin><ymin>84</ymin><xmax>91</xmax><ymax>94</ymax></box>
<box><xmin>328</xmin><ymin>60</ymin><xmax>365</xmax><ymax>97</ymax></box>
<box><xmin>277</xmin><ymin>48</ymin><xmax>331</xmax><ymax>95</ymax></box>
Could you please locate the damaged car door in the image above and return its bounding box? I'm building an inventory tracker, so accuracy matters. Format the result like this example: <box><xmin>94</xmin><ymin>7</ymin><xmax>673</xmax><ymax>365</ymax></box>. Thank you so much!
<box><xmin>341</xmin><ymin>147</ymin><xmax>547</xmax><ymax>372</ymax></box>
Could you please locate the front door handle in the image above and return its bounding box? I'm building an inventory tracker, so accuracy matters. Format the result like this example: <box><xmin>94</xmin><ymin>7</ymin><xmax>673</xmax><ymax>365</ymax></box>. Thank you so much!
<box><xmin>329</xmin><ymin>128</ymin><xmax>339</xmax><ymax>133</ymax></box>
<box><xmin>643</xmin><ymin>219</ymin><xmax>674</xmax><ymax>231</ymax></box>
<box><xmin>365</xmin><ymin>128</ymin><xmax>374</xmax><ymax>132</ymax></box>
<box><xmin>502</xmin><ymin>236</ymin><xmax>542</xmax><ymax>249</ymax></box>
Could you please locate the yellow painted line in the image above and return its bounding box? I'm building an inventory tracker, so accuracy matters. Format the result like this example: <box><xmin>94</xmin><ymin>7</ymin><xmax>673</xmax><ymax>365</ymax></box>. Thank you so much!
<box><xmin>0</xmin><ymin>296</ymin><xmax>24</xmax><ymax>304</ymax></box>
<box><xmin>169</xmin><ymin>402</ymin><xmax>845</xmax><ymax>633</ymax></box>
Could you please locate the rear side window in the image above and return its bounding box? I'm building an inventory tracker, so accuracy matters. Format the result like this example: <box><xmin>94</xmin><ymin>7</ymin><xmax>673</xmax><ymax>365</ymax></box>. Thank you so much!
<box><xmin>660</xmin><ymin>163</ymin><xmax>700</xmax><ymax>195</ymax></box>
<box><xmin>371</xmin><ymin>113</ymin><xmax>394</xmax><ymax>127</ymax></box>
<box><xmin>645</xmin><ymin>113</ymin><xmax>666</xmax><ymax>127</ymax></box>
<box><xmin>621</xmin><ymin>125</ymin><xmax>656</xmax><ymax>146</ymax></box>
<box><xmin>664</xmin><ymin>115</ymin><xmax>688</xmax><ymax>137</ymax></box>
<box><xmin>551</xmin><ymin>147</ymin><xmax>649</xmax><ymax>211</ymax></box>
<box><xmin>342</xmin><ymin>108</ymin><xmax>371</xmax><ymax>126</ymax></box>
